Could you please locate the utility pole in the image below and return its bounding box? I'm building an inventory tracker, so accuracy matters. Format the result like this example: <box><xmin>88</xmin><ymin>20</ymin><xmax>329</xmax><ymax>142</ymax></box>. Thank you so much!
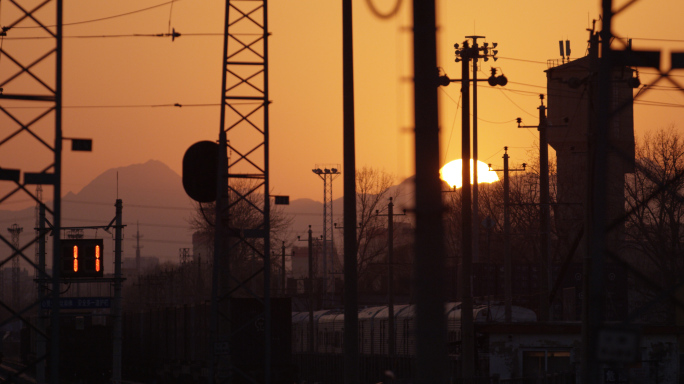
<box><xmin>34</xmin><ymin>185</ymin><xmax>43</xmax><ymax>281</ymax></box>
<box><xmin>281</xmin><ymin>241</ymin><xmax>286</xmax><ymax>295</ymax></box>
<box><xmin>133</xmin><ymin>221</ymin><xmax>144</xmax><ymax>274</ymax></box>
<box><xmin>452</xmin><ymin>36</ymin><xmax>504</xmax><ymax>265</ymax></box>
<box><xmin>7</xmin><ymin>224</ymin><xmax>22</xmax><ymax>310</ymax></box>
<box><xmin>297</xmin><ymin>226</ymin><xmax>316</xmax><ymax>353</ymax></box>
<box><xmin>452</xmin><ymin>37</ymin><xmax>504</xmax><ymax>382</ymax></box>
<box><xmin>308</xmin><ymin>227</ymin><xmax>314</xmax><ymax>353</ymax></box>
<box><xmin>376</xmin><ymin>197</ymin><xmax>406</xmax><ymax>359</ymax></box>
<box><xmin>36</xmin><ymin>205</ymin><xmax>47</xmax><ymax>384</ymax></box>
<box><xmin>297</xmin><ymin>225</ymin><xmax>315</xmax><ymax>353</ymax></box>
<box><xmin>458</xmin><ymin>39</ymin><xmax>475</xmax><ymax>382</ymax></box>
<box><xmin>112</xmin><ymin>199</ymin><xmax>123</xmax><ymax>384</ymax></box>
<box><xmin>517</xmin><ymin>94</ymin><xmax>557</xmax><ymax>321</ymax></box>
<box><xmin>468</xmin><ymin>35</ymin><xmax>483</xmax><ymax>264</ymax></box>
<box><xmin>489</xmin><ymin>148</ymin><xmax>526</xmax><ymax>322</ymax></box>
<box><xmin>277</xmin><ymin>241</ymin><xmax>294</xmax><ymax>296</ymax></box>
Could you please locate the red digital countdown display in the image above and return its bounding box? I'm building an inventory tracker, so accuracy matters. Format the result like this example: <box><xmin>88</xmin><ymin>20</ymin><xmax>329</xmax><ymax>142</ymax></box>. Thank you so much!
<box><xmin>60</xmin><ymin>239</ymin><xmax>104</xmax><ymax>278</ymax></box>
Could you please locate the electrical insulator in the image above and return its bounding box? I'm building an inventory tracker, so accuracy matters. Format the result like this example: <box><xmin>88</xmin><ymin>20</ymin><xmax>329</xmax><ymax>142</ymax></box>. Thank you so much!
<box><xmin>488</xmin><ymin>68</ymin><xmax>498</xmax><ymax>86</ymax></box>
<box><xmin>497</xmin><ymin>74</ymin><xmax>508</xmax><ymax>86</ymax></box>
<box><xmin>437</xmin><ymin>75</ymin><xmax>451</xmax><ymax>87</ymax></box>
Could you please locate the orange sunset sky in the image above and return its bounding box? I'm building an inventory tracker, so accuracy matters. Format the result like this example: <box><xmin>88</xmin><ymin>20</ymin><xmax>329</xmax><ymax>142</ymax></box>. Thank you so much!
<box><xmin>1</xmin><ymin>0</ymin><xmax>683</xmax><ymax>207</ymax></box>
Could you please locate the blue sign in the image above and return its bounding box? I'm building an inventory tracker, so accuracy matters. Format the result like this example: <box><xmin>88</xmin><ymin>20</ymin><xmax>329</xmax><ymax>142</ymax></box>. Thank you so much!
<box><xmin>41</xmin><ymin>297</ymin><xmax>112</xmax><ymax>309</ymax></box>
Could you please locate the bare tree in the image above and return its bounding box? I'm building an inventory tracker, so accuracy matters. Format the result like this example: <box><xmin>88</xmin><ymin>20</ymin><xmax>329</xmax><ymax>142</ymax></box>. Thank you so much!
<box><xmin>187</xmin><ymin>179</ymin><xmax>293</xmax><ymax>293</ymax></box>
<box><xmin>624</xmin><ymin>126</ymin><xmax>684</xmax><ymax>322</ymax></box>
<box><xmin>354</xmin><ymin>167</ymin><xmax>408</xmax><ymax>288</ymax></box>
<box><xmin>444</xmin><ymin>153</ymin><xmax>553</xmax><ymax>267</ymax></box>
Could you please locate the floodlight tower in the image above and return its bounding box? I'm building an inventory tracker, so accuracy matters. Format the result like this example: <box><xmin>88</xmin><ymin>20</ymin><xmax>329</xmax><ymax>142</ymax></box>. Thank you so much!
<box><xmin>8</xmin><ymin>224</ymin><xmax>23</xmax><ymax>310</ymax></box>
<box><xmin>312</xmin><ymin>164</ymin><xmax>341</xmax><ymax>298</ymax></box>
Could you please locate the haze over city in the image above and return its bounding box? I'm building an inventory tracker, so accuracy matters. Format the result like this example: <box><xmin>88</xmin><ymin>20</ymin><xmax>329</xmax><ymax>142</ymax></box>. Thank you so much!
<box><xmin>1</xmin><ymin>1</ymin><xmax>684</xmax><ymax>383</ymax></box>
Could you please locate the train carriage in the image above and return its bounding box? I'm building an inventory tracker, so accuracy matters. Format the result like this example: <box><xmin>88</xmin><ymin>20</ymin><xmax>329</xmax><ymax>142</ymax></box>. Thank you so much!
<box><xmin>293</xmin><ymin>302</ymin><xmax>537</xmax><ymax>359</ymax></box>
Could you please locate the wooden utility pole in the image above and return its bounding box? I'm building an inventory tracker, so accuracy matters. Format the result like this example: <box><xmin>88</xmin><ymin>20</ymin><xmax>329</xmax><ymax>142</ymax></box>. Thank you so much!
<box><xmin>376</xmin><ymin>197</ymin><xmax>406</xmax><ymax>358</ymax></box>
<box><xmin>517</xmin><ymin>95</ymin><xmax>553</xmax><ymax>321</ymax></box>
<box><xmin>459</xmin><ymin>39</ymin><xmax>475</xmax><ymax>382</ymax></box>
<box><xmin>490</xmin><ymin>148</ymin><xmax>526</xmax><ymax>323</ymax></box>
<box><xmin>307</xmin><ymin>226</ymin><xmax>315</xmax><ymax>353</ymax></box>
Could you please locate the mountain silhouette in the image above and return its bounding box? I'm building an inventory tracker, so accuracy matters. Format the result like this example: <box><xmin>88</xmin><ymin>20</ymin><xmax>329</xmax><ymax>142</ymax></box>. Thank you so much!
<box><xmin>1</xmin><ymin>160</ymin><xmax>196</xmax><ymax>268</ymax></box>
<box><xmin>1</xmin><ymin>161</ymin><xmax>418</xmax><ymax>270</ymax></box>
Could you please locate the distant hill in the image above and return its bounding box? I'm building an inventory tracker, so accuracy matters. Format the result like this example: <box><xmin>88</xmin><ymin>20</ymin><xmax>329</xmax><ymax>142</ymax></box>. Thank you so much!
<box><xmin>1</xmin><ymin>161</ymin><xmax>418</xmax><ymax>268</ymax></box>
<box><xmin>0</xmin><ymin>160</ymin><xmax>196</xmax><ymax>267</ymax></box>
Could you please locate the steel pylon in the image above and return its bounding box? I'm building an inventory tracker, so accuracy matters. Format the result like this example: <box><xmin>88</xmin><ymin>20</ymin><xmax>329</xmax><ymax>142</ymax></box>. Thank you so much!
<box><xmin>0</xmin><ymin>1</ymin><xmax>62</xmax><ymax>383</ymax></box>
<box><xmin>211</xmin><ymin>1</ymin><xmax>272</xmax><ymax>383</ymax></box>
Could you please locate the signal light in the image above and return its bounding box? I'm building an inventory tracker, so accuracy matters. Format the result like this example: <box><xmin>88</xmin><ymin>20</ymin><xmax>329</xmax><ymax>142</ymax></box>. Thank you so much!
<box><xmin>73</xmin><ymin>246</ymin><xmax>78</xmax><ymax>272</ymax></box>
<box><xmin>95</xmin><ymin>244</ymin><xmax>101</xmax><ymax>272</ymax></box>
<box><xmin>61</xmin><ymin>239</ymin><xmax>104</xmax><ymax>278</ymax></box>
<box><xmin>182</xmin><ymin>141</ymin><xmax>219</xmax><ymax>203</ymax></box>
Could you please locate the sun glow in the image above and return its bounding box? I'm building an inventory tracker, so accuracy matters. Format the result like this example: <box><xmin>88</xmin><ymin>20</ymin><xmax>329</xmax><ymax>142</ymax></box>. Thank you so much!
<box><xmin>440</xmin><ymin>159</ymin><xmax>500</xmax><ymax>189</ymax></box>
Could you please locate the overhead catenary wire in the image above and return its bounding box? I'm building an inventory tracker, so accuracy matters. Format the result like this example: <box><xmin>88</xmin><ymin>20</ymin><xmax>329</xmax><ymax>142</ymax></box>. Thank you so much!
<box><xmin>2</xmin><ymin>32</ymin><xmax>225</xmax><ymax>40</ymax></box>
<box><xmin>2</xmin><ymin>102</ymin><xmax>263</xmax><ymax>109</ymax></box>
<box><xmin>497</xmin><ymin>88</ymin><xmax>538</xmax><ymax>118</ymax></box>
<box><xmin>8</xmin><ymin>0</ymin><xmax>182</xmax><ymax>29</ymax></box>
<box><xmin>4</xmin><ymin>85</ymin><xmax>682</xmax><ymax>113</ymax></box>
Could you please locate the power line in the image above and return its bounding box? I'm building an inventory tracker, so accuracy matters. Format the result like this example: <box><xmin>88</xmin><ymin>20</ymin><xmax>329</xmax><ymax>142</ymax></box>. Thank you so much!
<box><xmin>9</xmin><ymin>1</ymin><xmax>180</xmax><ymax>29</ymax></box>
<box><xmin>4</xmin><ymin>32</ymin><xmax>238</xmax><ymax>40</ymax></box>
<box><xmin>634</xmin><ymin>100</ymin><xmax>684</xmax><ymax>108</ymax></box>
<box><xmin>498</xmin><ymin>56</ymin><xmax>547</xmax><ymax>65</ymax></box>
<box><xmin>3</xmin><ymin>103</ymin><xmax>263</xmax><ymax>110</ymax></box>
<box><xmin>62</xmin><ymin>216</ymin><xmax>192</xmax><ymax>229</ymax></box>
<box><xmin>497</xmin><ymin>88</ymin><xmax>538</xmax><ymax>117</ymax></box>
<box><xmin>63</xmin><ymin>199</ymin><xmax>194</xmax><ymax>211</ymax></box>
<box><xmin>617</xmin><ymin>37</ymin><xmax>684</xmax><ymax>43</ymax></box>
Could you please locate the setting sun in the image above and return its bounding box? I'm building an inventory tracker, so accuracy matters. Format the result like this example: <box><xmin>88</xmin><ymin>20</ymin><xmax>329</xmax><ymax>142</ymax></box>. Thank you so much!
<box><xmin>440</xmin><ymin>159</ymin><xmax>500</xmax><ymax>189</ymax></box>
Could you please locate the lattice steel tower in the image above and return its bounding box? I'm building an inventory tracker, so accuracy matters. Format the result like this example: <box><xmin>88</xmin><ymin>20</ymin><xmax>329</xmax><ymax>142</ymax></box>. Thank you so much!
<box><xmin>0</xmin><ymin>2</ymin><xmax>64</xmax><ymax>382</ymax></box>
<box><xmin>211</xmin><ymin>1</ymin><xmax>271</xmax><ymax>383</ymax></box>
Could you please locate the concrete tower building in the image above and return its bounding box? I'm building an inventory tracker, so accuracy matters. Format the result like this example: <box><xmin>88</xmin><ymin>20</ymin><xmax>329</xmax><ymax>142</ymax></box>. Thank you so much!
<box><xmin>545</xmin><ymin>33</ymin><xmax>636</xmax><ymax>258</ymax></box>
